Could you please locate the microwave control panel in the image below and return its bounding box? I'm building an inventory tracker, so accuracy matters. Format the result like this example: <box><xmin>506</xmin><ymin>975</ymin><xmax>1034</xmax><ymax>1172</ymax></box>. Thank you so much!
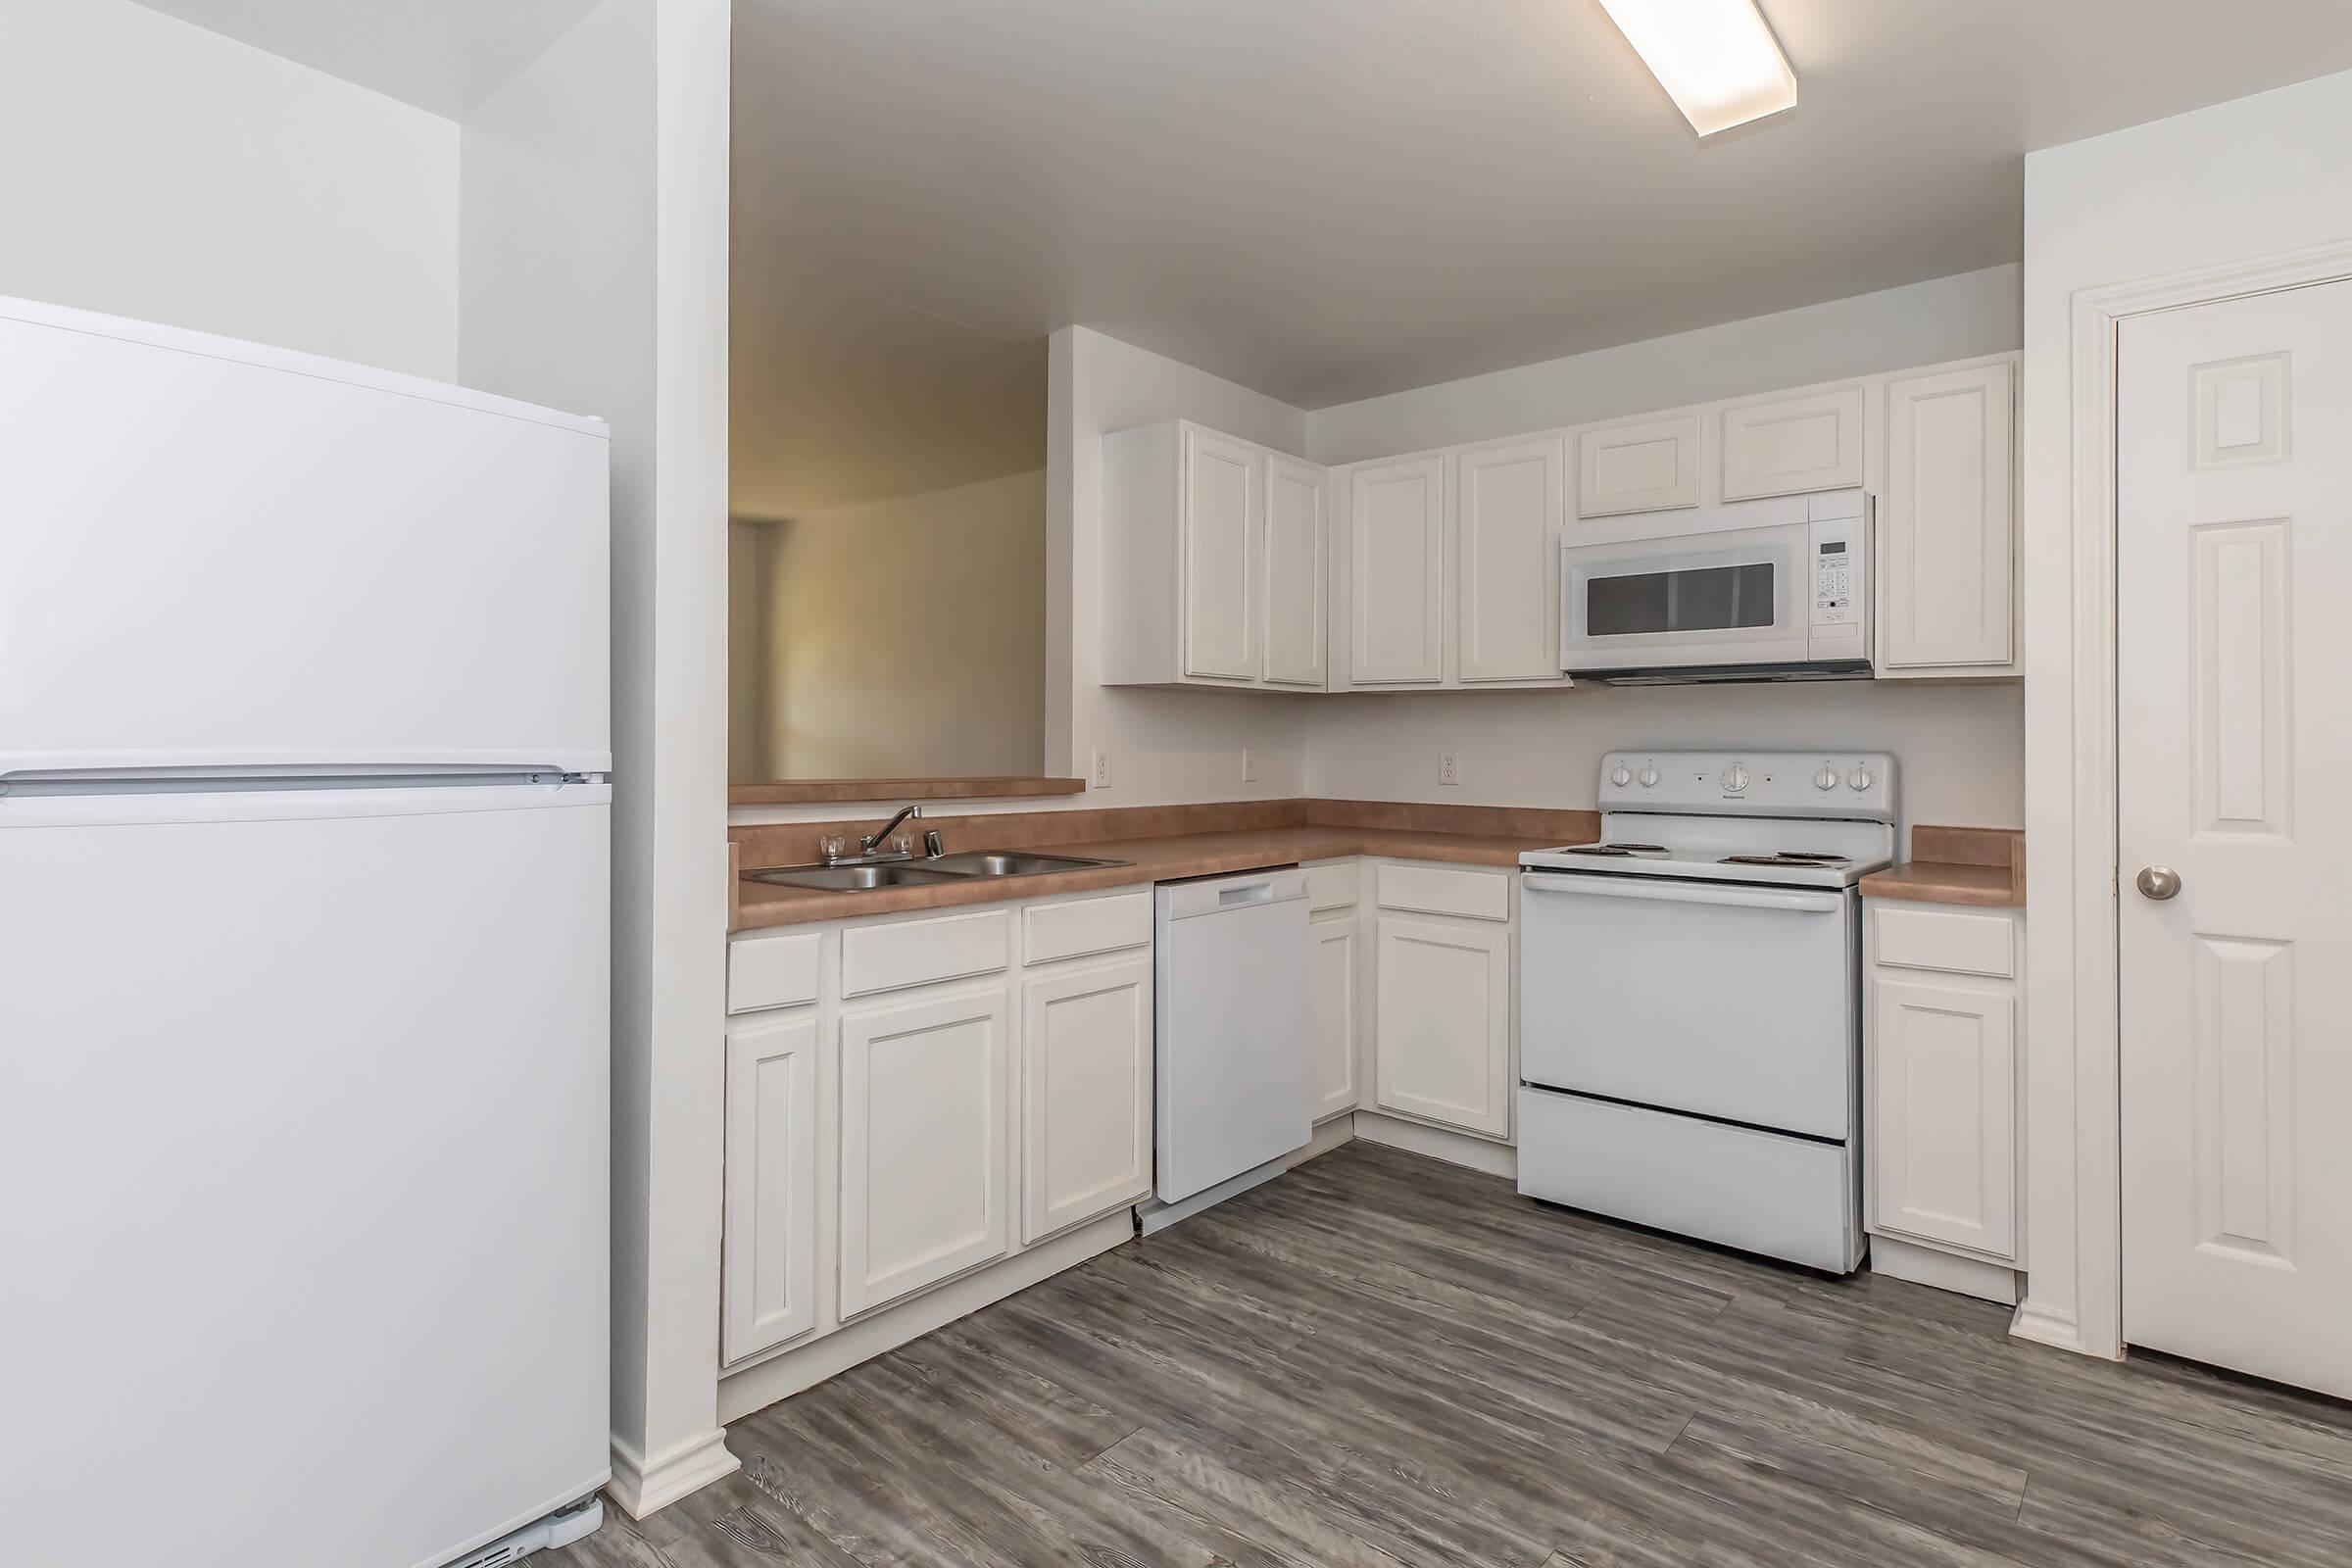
<box><xmin>1811</xmin><ymin>533</ymin><xmax>1858</xmax><ymax>626</ymax></box>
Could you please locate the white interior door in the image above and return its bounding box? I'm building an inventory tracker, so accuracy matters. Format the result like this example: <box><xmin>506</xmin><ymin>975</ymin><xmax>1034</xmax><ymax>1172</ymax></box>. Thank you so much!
<box><xmin>2119</xmin><ymin>279</ymin><xmax>2352</xmax><ymax>1397</ymax></box>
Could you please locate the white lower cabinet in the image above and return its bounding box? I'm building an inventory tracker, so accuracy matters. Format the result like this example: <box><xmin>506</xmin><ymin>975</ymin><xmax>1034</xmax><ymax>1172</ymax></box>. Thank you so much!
<box><xmin>1863</xmin><ymin>899</ymin><xmax>2024</xmax><ymax>1298</ymax></box>
<box><xmin>1372</xmin><ymin>911</ymin><xmax>1510</xmax><ymax>1139</ymax></box>
<box><xmin>1020</xmin><ymin>956</ymin><xmax>1152</xmax><ymax>1244</ymax></box>
<box><xmin>1309</xmin><ymin>910</ymin><xmax>1361</xmax><ymax>1122</ymax></box>
<box><xmin>721</xmin><ymin>1011</ymin><xmax>819</xmax><ymax>1363</ymax></box>
<box><xmin>837</xmin><ymin>984</ymin><xmax>1012</xmax><ymax>1317</ymax></box>
<box><xmin>1869</xmin><ymin>976</ymin><xmax>2016</xmax><ymax>1258</ymax></box>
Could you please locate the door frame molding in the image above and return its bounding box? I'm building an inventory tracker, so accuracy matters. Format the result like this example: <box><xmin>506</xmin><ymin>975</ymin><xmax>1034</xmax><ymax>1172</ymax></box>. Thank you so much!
<box><xmin>2024</xmin><ymin>236</ymin><xmax>2352</xmax><ymax>1363</ymax></box>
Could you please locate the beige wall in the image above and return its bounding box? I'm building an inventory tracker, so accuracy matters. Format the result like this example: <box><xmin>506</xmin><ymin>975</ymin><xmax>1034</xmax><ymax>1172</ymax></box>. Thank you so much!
<box><xmin>733</xmin><ymin>468</ymin><xmax>1047</xmax><ymax>779</ymax></box>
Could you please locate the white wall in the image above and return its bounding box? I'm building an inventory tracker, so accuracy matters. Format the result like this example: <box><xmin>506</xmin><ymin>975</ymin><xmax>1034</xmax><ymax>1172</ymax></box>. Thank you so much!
<box><xmin>1049</xmin><ymin>326</ymin><xmax>1319</xmax><ymax>805</ymax></box>
<box><xmin>1307</xmin><ymin>265</ymin><xmax>2021</xmax><ymax>465</ymax></box>
<box><xmin>0</xmin><ymin>0</ymin><xmax>461</xmax><ymax>378</ymax></box>
<box><xmin>1298</xmin><ymin>264</ymin><xmax>2025</xmax><ymax>833</ymax></box>
<box><xmin>1307</xmin><ymin>683</ymin><xmax>2022</xmax><ymax>846</ymax></box>
<box><xmin>2019</xmin><ymin>66</ymin><xmax>2352</xmax><ymax>1360</ymax></box>
<box><xmin>460</xmin><ymin>0</ymin><xmax>736</xmax><ymax>1515</ymax></box>
<box><xmin>734</xmin><ymin>470</ymin><xmax>1047</xmax><ymax>782</ymax></box>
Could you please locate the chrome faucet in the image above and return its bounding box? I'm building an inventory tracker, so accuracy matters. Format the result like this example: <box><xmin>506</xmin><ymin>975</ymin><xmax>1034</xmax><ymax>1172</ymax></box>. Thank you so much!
<box><xmin>838</xmin><ymin>804</ymin><xmax>923</xmax><ymax>863</ymax></box>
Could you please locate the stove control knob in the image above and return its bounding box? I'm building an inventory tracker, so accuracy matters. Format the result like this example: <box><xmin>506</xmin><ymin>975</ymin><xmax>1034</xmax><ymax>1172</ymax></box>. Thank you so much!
<box><xmin>1813</xmin><ymin>766</ymin><xmax>1840</xmax><ymax>791</ymax></box>
<box><xmin>1610</xmin><ymin>763</ymin><xmax>1634</xmax><ymax>788</ymax></box>
<box><xmin>1638</xmin><ymin>764</ymin><xmax>1661</xmax><ymax>788</ymax></box>
<box><xmin>1847</xmin><ymin>766</ymin><xmax>1875</xmax><ymax>792</ymax></box>
<box><xmin>1722</xmin><ymin>763</ymin><xmax>1750</xmax><ymax>794</ymax></box>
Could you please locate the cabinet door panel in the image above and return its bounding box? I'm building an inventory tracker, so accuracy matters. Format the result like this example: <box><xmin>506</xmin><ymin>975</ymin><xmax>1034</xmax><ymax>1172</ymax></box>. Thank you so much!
<box><xmin>839</xmin><ymin>987</ymin><xmax>1011</xmax><ymax>1316</ymax></box>
<box><xmin>1457</xmin><ymin>435</ymin><xmax>1566</xmax><ymax>681</ymax></box>
<box><xmin>1021</xmin><ymin>957</ymin><xmax>1152</xmax><ymax>1243</ymax></box>
<box><xmin>722</xmin><ymin>1014</ymin><xmax>818</xmax><ymax>1362</ymax></box>
<box><xmin>1349</xmin><ymin>456</ymin><xmax>1446</xmax><ymax>683</ymax></box>
<box><xmin>1374</xmin><ymin>916</ymin><xmax>1509</xmax><ymax>1137</ymax></box>
<box><xmin>1310</xmin><ymin>912</ymin><xmax>1360</xmax><ymax>1122</ymax></box>
<box><xmin>1870</xmin><ymin>976</ymin><xmax>2017</xmax><ymax>1259</ymax></box>
<box><xmin>1883</xmin><ymin>363</ymin><xmax>2015</xmax><ymax>670</ymax></box>
<box><xmin>1578</xmin><ymin>414</ymin><xmax>1700</xmax><ymax>517</ymax></box>
<box><xmin>1263</xmin><ymin>453</ymin><xmax>1327</xmax><ymax>687</ymax></box>
<box><xmin>1182</xmin><ymin>426</ymin><xmax>1262</xmax><ymax>680</ymax></box>
<box><xmin>1721</xmin><ymin>386</ymin><xmax>1863</xmax><ymax>500</ymax></box>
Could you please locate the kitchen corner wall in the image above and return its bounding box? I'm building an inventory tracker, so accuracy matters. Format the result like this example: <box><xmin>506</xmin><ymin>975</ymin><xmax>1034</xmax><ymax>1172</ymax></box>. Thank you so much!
<box><xmin>1050</xmin><ymin>325</ymin><xmax>1320</xmax><ymax>805</ymax></box>
<box><xmin>1298</xmin><ymin>264</ymin><xmax>2028</xmax><ymax>841</ymax></box>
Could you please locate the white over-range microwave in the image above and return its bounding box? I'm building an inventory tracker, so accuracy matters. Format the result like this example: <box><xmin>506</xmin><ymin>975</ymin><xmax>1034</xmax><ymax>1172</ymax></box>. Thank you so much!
<box><xmin>1559</xmin><ymin>489</ymin><xmax>1870</xmax><ymax>683</ymax></box>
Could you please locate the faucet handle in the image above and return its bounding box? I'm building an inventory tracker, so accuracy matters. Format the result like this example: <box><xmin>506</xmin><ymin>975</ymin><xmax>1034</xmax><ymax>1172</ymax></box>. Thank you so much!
<box><xmin>924</xmin><ymin>829</ymin><xmax>945</xmax><ymax>858</ymax></box>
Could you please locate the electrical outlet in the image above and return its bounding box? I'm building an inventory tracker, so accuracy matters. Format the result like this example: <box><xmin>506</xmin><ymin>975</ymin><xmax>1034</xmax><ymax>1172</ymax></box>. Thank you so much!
<box><xmin>1241</xmin><ymin>747</ymin><xmax>1258</xmax><ymax>784</ymax></box>
<box><xmin>1439</xmin><ymin>750</ymin><xmax>1460</xmax><ymax>786</ymax></box>
<box><xmin>1091</xmin><ymin>748</ymin><xmax>1112</xmax><ymax>789</ymax></box>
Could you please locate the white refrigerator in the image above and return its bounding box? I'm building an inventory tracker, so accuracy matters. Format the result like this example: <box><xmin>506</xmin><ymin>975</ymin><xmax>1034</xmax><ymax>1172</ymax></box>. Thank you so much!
<box><xmin>0</xmin><ymin>297</ymin><xmax>613</xmax><ymax>1568</ymax></box>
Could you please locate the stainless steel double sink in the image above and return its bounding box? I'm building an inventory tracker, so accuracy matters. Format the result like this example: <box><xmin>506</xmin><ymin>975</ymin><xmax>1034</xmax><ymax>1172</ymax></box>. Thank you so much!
<box><xmin>746</xmin><ymin>850</ymin><xmax>1130</xmax><ymax>894</ymax></box>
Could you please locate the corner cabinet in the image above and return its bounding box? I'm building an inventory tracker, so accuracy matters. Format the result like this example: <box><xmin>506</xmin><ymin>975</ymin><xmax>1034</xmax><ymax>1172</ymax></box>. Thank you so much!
<box><xmin>1100</xmin><ymin>419</ymin><xmax>1327</xmax><ymax>690</ymax></box>
<box><xmin>1862</xmin><ymin>898</ymin><xmax>2024</xmax><ymax>1304</ymax></box>
<box><xmin>1876</xmin><ymin>358</ymin><xmax>2018</xmax><ymax>677</ymax></box>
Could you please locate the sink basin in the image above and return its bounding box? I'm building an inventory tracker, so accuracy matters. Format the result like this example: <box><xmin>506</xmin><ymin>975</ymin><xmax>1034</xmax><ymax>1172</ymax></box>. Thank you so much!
<box><xmin>921</xmin><ymin>851</ymin><xmax>1130</xmax><ymax>878</ymax></box>
<box><xmin>746</xmin><ymin>863</ymin><xmax>972</xmax><ymax>892</ymax></box>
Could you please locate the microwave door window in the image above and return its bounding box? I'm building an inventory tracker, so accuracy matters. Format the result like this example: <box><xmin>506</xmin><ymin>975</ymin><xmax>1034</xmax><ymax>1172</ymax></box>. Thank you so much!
<box><xmin>1587</xmin><ymin>563</ymin><xmax>1776</xmax><ymax>637</ymax></box>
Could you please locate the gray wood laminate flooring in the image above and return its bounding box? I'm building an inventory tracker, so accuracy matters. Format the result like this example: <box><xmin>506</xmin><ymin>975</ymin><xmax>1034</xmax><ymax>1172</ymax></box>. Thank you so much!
<box><xmin>548</xmin><ymin>1141</ymin><xmax>2352</xmax><ymax>1567</ymax></box>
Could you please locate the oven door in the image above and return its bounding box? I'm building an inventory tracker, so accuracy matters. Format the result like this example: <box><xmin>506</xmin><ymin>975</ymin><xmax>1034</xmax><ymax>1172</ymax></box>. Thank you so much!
<box><xmin>1560</xmin><ymin>519</ymin><xmax>1810</xmax><ymax>672</ymax></box>
<box><xmin>1519</xmin><ymin>871</ymin><xmax>1856</xmax><ymax>1139</ymax></box>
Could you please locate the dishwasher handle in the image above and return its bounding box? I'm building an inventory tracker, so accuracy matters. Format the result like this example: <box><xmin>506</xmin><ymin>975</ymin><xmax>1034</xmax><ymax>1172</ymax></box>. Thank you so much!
<box><xmin>1159</xmin><ymin>869</ymin><xmax>1308</xmax><ymax>920</ymax></box>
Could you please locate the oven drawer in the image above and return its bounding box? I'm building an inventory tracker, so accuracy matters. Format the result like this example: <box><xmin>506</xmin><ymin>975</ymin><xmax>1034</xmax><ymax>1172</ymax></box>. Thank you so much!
<box><xmin>1518</xmin><ymin>1087</ymin><xmax>1861</xmax><ymax>1273</ymax></box>
<box><xmin>1519</xmin><ymin>871</ymin><xmax>1856</xmax><ymax>1139</ymax></box>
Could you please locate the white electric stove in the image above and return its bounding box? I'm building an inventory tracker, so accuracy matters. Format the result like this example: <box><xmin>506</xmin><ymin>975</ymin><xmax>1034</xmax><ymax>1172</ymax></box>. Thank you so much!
<box><xmin>1515</xmin><ymin>750</ymin><xmax>1897</xmax><ymax>1274</ymax></box>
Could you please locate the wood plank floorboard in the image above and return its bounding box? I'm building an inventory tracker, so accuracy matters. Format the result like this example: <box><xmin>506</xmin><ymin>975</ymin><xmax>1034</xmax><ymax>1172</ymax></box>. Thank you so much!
<box><xmin>548</xmin><ymin>1141</ymin><xmax>2352</xmax><ymax>1568</ymax></box>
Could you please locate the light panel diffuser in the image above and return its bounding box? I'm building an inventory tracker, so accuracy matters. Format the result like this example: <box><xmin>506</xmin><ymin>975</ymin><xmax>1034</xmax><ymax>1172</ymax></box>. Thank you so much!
<box><xmin>1596</xmin><ymin>0</ymin><xmax>1798</xmax><ymax>137</ymax></box>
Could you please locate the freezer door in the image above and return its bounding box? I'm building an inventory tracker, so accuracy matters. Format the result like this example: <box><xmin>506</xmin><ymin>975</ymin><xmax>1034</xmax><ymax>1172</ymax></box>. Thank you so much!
<box><xmin>0</xmin><ymin>783</ymin><xmax>610</xmax><ymax>1568</ymax></box>
<box><xmin>1519</xmin><ymin>871</ymin><xmax>1857</xmax><ymax>1139</ymax></box>
<box><xmin>0</xmin><ymin>301</ymin><xmax>610</xmax><ymax>776</ymax></box>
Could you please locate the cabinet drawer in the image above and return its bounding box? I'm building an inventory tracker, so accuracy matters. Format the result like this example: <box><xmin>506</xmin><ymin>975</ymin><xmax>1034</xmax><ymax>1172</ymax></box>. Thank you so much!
<box><xmin>1306</xmin><ymin>860</ymin><xmax>1360</xmax><ymax>912</ymax></box>
<box><xmin>1375</xmin><ymin>862</ymin><xmax>1509</xmax><ymax>922</ymax></box>
<box><xmin>1872</xmin><ymin>904</ymin><xmax>2015</xmax><ymax>979</ymax></box>
<box><xmin>842</xmin><ymin>908</ymin><xmax>1010</xmax><ymax>998</ymax></box>
<box><xmin>1024</xmin><ymin>890</ymin><xmax>1152</xmax><ymax>965</ymax></box>
<box><xmin>727</xmin><ymin>929</ymin><xmax>822</xmax><ymax>1014</ymax></box>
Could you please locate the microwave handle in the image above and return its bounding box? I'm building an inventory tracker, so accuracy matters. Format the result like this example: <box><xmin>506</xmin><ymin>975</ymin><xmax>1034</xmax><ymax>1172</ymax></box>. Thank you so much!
<box><xmin>1522</xmin><ymin>872</ymin><xmax>1844</xmax><ymax>915</ymax></box>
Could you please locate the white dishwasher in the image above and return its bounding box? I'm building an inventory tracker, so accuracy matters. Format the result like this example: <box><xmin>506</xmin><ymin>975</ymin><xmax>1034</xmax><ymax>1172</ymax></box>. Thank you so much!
<box><xmin>1149</xmin><ymin>867</ymin><xmax>1312</xmax><ymax>1225</ymax></box>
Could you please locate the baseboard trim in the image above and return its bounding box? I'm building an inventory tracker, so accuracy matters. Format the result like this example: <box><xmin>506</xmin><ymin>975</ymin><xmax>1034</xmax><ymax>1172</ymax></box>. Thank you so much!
<box><xmin>1869</xmin><ymin>1233</ymin><xmax>2019</xmax><ymax>1305</ymax></box>
<box><xmin>606</xmin><ymin>1427</ymin><xmax>739</xmax><ymax>1520</ymax></box>
<box><xmin>1294</xmin><ymin>1112</ymin><xmax>1358</xmax><ymax>1164</ymax></box>
<box><xmin>715</xmin><ymin>1209</ymin><xmax>1133</xmax><ymax>1425</ymax></box>
<box><xmin>2010</xmin><ymin>1297</ymin><xmax>2109</xmax><ymax>1357</ymax></box>
<box><xmin>1353</xmin><ymin>1110</ymin><xmax>1516</xmax><ymax>1178</ymax></box>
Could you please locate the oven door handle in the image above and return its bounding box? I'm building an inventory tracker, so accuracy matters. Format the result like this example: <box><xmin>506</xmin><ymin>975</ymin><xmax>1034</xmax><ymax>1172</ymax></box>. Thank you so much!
<box><xmin>1521</xmin><ymin>873</ymin><xmax>1844</xmax><ymax>914</ymax></box>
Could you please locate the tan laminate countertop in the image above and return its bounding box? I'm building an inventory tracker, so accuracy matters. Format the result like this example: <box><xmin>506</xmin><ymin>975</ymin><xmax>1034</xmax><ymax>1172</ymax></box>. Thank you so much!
<box><xmin>733</xmin><ymin>825</ymin><xmax>1553</xmax><ymax>930</ymax></box>
<box><xmin>1858</xmin><ymin>860</ymin><xmax>2024</xmax><ymax>907</ymax></box>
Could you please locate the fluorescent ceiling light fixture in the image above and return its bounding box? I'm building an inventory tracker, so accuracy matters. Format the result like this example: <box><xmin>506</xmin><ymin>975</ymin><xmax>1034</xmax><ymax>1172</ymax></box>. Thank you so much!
<box><xmin>1596</xmin><ymin>0</ymin><xmax>1798</xmax><ymax>136</ymax></box>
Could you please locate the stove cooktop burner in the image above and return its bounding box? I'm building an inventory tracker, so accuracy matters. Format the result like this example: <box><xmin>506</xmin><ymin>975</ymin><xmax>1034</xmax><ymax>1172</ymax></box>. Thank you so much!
<box><xmin>1560</xmin><ymin>842</ymin><xmax>1669</xmax><ymax>858</ymax></box>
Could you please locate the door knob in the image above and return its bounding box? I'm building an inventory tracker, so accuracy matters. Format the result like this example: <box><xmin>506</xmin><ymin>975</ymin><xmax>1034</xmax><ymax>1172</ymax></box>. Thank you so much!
<box><xmin>2135</xmin><ymin>865</ymin><xmax>2182</xmax><ymax>901</ymax></box>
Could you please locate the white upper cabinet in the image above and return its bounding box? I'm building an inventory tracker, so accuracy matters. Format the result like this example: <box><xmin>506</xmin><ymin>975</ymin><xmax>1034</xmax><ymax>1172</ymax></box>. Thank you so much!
<box><xmin>1577</xmin><ymin>413</ymin><xmax>1700</xmax><ymax>517</ymax></box>
<box><xmin>1262</xmin><ymin>452</ymin><xmax>1328</xmax><ymax>687</ymax></box>
<box><xmin>1348</xmin><ymin>455</ymin><xmax>1446</xmax><ymax>684</ymax></box>
<box><xmin>1720</xmin><ymin>386</ymin><xmax>1863</xmax><ymax>501</ymax></box>
<box><xmin>1100</xmin><ymin>419</ymin><xmax>1324</xmax><ymax>689</ymax></box>
<box><xmin>1455</xmin><ymin>434</ymin><xmax>1567</xmax><ymax>682</ymax></box>
<box><xmin>1880</xmin><ymin>359</ymin><xmax>2017</xmax><ymax>675</ymax></box>
<box><xmin>1181</xmin><ymin>425</ymin><xmax>1262</xmax><ymax>680</ymax></box>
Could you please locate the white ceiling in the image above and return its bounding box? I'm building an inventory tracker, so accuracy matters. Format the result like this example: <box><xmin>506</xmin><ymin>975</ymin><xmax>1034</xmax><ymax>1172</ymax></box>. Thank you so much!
<box><xmin>734</xmin><ymin>0</ymin><xmax>2352</xmax><ymax>430</ymax></box>
<box><xmin>132</xmin><ymin>0</ymin><xmax>601</xmax><ymax>117</ymax></box>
